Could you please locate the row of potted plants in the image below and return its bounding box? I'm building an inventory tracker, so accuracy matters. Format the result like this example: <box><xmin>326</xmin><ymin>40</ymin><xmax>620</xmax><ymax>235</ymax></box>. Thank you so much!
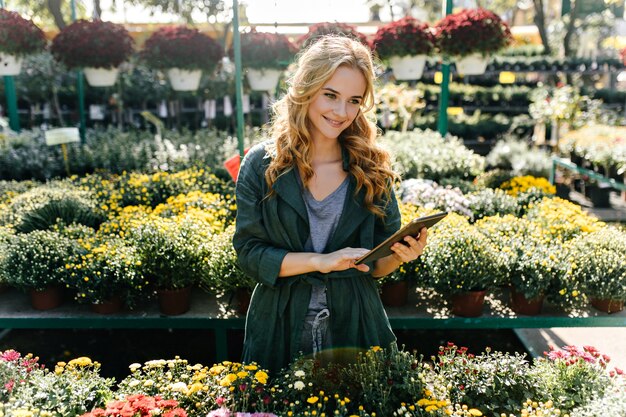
<box><xmin>1</xmin><ymin>344</ymin><xmax>624</xmax><ymax>417</ymax></box>
<box><xmin>1</xmin><ymin>7</ymin><xmax>512</xmax><ymax>90</ymax></box>
<box><xmin>1</xmin><ymin>169</ymin><xmax>623</xmax><ymax>317</ymax></box>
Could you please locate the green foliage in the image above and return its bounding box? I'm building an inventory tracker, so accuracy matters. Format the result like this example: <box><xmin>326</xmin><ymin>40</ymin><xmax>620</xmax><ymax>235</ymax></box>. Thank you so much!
<box><xmin>2</xmin><ymin>184</ymin><xmax>103</xmax><ymax>233</ymax></box>
<box><xmin>531</xmin><ymin>346</ymin><xmax>614</xmax><ymax>414</ymax></box>
<box><xmin>65</xmin><ymin>235</ymin><xmax>146</xmax><ymax>308</ymax></box>
<box><xmin>433</xmin><ymin>343</ymin><xmax>539</xmax><ymax>417</ymax></box>
<box><xmin>473</xmin><ymin>168</ymin><xmax>514</xmax><ymax>189</ymax></box>
<box><xmin>466</xmin><ymin>188</ymin><xmax>519</xmax><ymax>221</ymax></box>
<box><xmin>2</xmin><ymin>229</ymin><xmax>80</xmax><ymax>291</ymax></box>
<box><xmin>127</xmin><ymin>215</ymin><xmax>213</xmax><ymax>290</ymax></box>
<box><xmin>0</xmin><ymin>357</ymin><xmax>114</xmax><ymax>417</ymax></box>
<box><xmin>201</xmin><ymin>225</ymin><xmax>255</xmax><ymax>293</ymax></box>
<box><xmin>380</xmin><ymin>129</ymin><xmax>485</xmax><ymax>181</ymax></box>
<box><xmin>567</xmin><ymin>226</ymin><xmax>626</xmax><ymax>301</ymax></box>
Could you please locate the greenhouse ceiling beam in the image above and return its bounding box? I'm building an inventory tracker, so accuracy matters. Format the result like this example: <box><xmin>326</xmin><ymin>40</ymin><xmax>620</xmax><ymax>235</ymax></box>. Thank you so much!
<box><xmin>437</xmin><ymin>0</ymin><xmax>453</xmax><ymax>137</ymax></box>
<box><xmin>0</xmin><ymin>0</ymin><xmax>21</xmax><ymax>132</ymax></box>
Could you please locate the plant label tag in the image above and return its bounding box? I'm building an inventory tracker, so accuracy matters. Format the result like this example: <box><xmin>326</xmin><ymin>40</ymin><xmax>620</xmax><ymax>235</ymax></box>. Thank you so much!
<box><xmin>89</xmin><ymin>105</ymin><xmax>105</xmax><ymax>120</ymax></box>
<box><xmin>45</xmin><ymin>128</ymin><xmax>80</xmax><ymax>146</ymax></box>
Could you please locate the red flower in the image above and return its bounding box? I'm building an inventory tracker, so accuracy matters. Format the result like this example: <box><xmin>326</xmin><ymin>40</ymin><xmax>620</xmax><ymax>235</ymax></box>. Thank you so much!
<box><xmin>232</xmin><ymin>30</ymin><xmax>296</xmax><ymax>70</ymax></box>
<box><xmin>51</xmin><ymin>19</ymin><xmax>134</xmax><ymax>69</ymax></box>
<box><xmin>371</xmin><ymin>16</ymin><xmax>434</xmax><ymax>59</ymax></box>
<box><xmin>434</xmin><ymin>8</ymin><xmax>512</xmax><ymax>57</ymax></box>
<box><xmin>0</xmin><ymin>9</ymin><xmax>46</xmax><ymax>57</ymax></box>
<box><xmin>297</xmin><ymin>22</ymin><xmax>369</xmax><ymax>49</ymax></box>
<box><xmin>1</xmin><ymin>349</ymin><xmax>21</xmax><ymax>361</ymax></box>
<box><xmin>141</xmin><ymin>25</ymin><xmax>224</xmax><ymax>71</ymax></box>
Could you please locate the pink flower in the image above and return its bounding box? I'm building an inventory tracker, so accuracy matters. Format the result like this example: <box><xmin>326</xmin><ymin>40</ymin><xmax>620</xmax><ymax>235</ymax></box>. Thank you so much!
<box><xmin>1</xmin><ymin>350</ymin><xmax>21</xmax><ymax>362</ymax></box>
<box><xmin>207</xmin><ymin>408</ymin><xmax>231</xmax><ymax>417</ymax></box>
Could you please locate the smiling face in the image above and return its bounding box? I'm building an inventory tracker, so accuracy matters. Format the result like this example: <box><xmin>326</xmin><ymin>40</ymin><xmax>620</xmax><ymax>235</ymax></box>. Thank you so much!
<box><xmin>306</xmin><ymin>65</ymin><xmax>366</xmax><ymax>144</ymax></box>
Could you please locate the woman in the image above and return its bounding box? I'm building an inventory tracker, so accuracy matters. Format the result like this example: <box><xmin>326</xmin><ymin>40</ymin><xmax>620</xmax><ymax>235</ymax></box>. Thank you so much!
<box><xmin>233</xmin><ymin>35</ymin><xmax>427</xmax><ymax>374</ymax></box>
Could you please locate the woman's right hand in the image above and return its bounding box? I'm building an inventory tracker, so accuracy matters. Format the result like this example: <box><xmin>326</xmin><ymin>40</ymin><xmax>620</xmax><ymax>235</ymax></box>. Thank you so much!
<box><xmin>312</xmin><ymin>248</ymin><xmax>371</xmax><ymax>274</ymax></box>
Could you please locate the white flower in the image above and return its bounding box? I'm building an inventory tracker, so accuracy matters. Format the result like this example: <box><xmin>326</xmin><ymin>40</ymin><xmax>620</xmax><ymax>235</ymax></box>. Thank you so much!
<box><xmin>170</xmin><ymin>381</ymin><xmax>188</xmax><ymax>393</ymax></box>
<box><xmin>128</xmin><ymin>379</ymin><xmax>141</xmax><ymax>388</ymax></box>
<box><xmin>144</xmin><ymin>379</ymin><xmax>155</xmax><ymax>387</ymax></box>
<box><xmin>294</xmin><ymin>370</ymin><xmax>305</xmax><ymax>378</ymax></box>
<box><xmin>129</xmin><ymin>363</ymin><xmax>142</xmax><ymax>372</ymax></box>
<box><xmin>293</xmin><ymin>381</ymin><xmax>305</xmax><ymax>390</ymax></box>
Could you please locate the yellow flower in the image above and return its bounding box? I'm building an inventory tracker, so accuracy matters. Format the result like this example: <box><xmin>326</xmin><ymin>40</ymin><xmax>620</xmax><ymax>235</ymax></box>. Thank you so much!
<box><xmin>219</xmin><ymin>373</ymin><xmax>238</xmax><ymax>387</ymax></box>
<box><xmin>370</xmin><ymin>346</ymin><xmax>382</xmax><ymax>352</ymax></box>
<box><xmin>469</xmin><ymin>409</ymin><xmax>483</xmax><ymax>416</ymax></box>
<box><xmin>255</xmin><ymin>370</ymin><xmax>268</xmax><ymax>384</ymax></box>
<box><xmin>236</xmin><ymin>371</ymin><xmax>248</xmax><ymax>378</ymax></box>
<box><xmin>425</xmin><ymin>405</ymin><xmax>438</xmax><ymax>412</ymax></box>
<box><xmin>68</xmin><ymin>357</ymin><xmax>92</xmax><ymax>367</ymax></box>
<box><xmin>308</xmin><ymin>396</ymin><xmax>319</xmax><ymax>404</ymax></box>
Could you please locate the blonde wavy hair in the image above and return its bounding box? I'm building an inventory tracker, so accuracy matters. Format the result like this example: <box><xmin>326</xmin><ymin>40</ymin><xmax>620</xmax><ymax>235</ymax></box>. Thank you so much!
<box><xmin>265</xmin><ymin>35</ymin><xmax>397</xmax><ymax>217</ymax></box>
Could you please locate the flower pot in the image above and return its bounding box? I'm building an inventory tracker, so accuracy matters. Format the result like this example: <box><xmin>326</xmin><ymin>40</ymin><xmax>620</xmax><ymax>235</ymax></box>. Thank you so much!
<box><xmin>246</xmin><ymin>68</ymin><xmax>282</xmax><ymax>92</ymax></box>
<box><xmin>90</xmin><ymin>295</ymin><xmax>124</xmax><ymax>315</ymax></box>
<box><xmin>84</xmin><ymin>67</ymin><xmax>120</xmax><ymax>87</ymax></box>
<box><xmin>235</xmin><ymin>288</ymin><xmax>252</xmax><ymax>315</ymax></box>
<box><xmin>167</xmin><ymin>68</ymin><xmax>202</xmax><ymax>91</ymax></box>
<box><xmin>380</xmin><ymin>280</ymin><xmax>409</xmax><ymax>307</ymax></box>
<box><xmin>450</xmin><ymin>290</ymin><xmax>486</xmax><ymax>317</ymax></box>
<box><xmin>388</xmin><ymin>55</ymin><xmax>427</xmax><ymax>81</ymax></box>
<box><xmin>587</xmin><ymin>185</ymin><xmax>611</xmax><ymax>208</ymax></box>
<box><xmin>30</xmin><ymin>286</ymin><xmax>63</xmax><ymax>310</ymax></box>
<box><xmin>455</xmin><ymin>54</ymin><xmax>489</xmax><ymax>76</ymax></box>
<box><xmin>591</xmin><ymin>298</ymin><xmax>623</xmax><ymax>314</ymax></box>
<box><xmin>510</xmin><ymin>287</ymin><xmax>544</xmax><ymax>316</ymax></box>
<box><xmin>157</xmin><ymin>286</ymin><xmax>192</xmax><ymax>316</ymax></box>
<box><xmin>0</xmin><ymin>53</ymin><xmax>23</xmax><ymax>76</ymax></box>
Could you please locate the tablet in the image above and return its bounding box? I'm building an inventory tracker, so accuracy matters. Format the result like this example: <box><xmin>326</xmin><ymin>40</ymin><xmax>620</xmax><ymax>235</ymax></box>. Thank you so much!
<box><xmin>354</xmin><ymin>211</ymin><xmax>448</xmax><ymax>265</ymax></box>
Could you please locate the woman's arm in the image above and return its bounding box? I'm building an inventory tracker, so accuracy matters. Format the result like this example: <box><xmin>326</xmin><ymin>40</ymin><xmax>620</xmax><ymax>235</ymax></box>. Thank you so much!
<box><xmin>279</xmin><ymin>248</ymin><xmax>370</xmax><ymax>277</ymax></box>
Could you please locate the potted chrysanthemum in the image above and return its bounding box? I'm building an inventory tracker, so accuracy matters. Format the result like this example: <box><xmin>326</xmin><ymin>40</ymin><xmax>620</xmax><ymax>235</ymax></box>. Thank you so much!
<box><xmin>0</xmin><ymin>9</ymin><xmax>46</xmax><ymax>76</ymax></box>
<box><xmin>434</xmin><ymin>8</ymin><xmax>512</xmax><ymax>75</ymax></box>
<box><xmin>297</xmin><ymin>21</ymin><xmax>369</xmax><ymax>50</ymax></box>
<box><xmin>371</xmin><ymin>16</ymin><xmax>435</xmax><ymax>80</ymax></box>
<box><xmin>51</xmin><ymin>19</ymin><xmax>134</xmax><ymax>87</ymax></box>
<box><xmin>235</xmin><ymin>30</ymin><xmax>296</xmax><ymax>92</ymax></box>
<box><xmin>141</xmin><ymin>25</ymin><xmax>224</xmax><ymax>91</ymax></box>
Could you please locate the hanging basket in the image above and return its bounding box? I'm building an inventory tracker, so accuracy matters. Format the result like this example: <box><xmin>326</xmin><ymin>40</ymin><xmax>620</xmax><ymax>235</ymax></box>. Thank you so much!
<box><xmin>167</xmin><ymin>68</ymin><xmax>202</xmax><ymax>91</ymax></box>
<box><xmin>84</xmin><ymin>67</ymin><xmax>120</xmax><ymax>87</ymax></box>
<box><xmin>0</xmin><ymin>53</ymin><xmax>23</xmax><ymax>76</ymax></box>
<box><xmin>389</xmin><ymin>55</ymin><xmax>427</xmax><ymax>81</ymax></box>
<box><xmin>455</xmin><ymin>54</ymin><xmax>489</xmax><ymax>76</ymax></box>
<box><xmin>246</xmin><ymin>68</ymin><xmax>282</xmax><ymax>92</ymax></box>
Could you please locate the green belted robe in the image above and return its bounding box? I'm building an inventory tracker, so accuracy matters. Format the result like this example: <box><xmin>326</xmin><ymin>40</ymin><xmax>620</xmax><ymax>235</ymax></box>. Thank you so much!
<box><xmin>233</xmin><ymin>141</ymin><xmax>401</xmax><ymax>374</ymax></box>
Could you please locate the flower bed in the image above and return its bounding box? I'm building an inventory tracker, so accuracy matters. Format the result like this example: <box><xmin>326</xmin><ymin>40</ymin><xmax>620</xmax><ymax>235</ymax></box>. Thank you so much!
<box><xmin>1</xmin><ymin>344</ymin><xmax>624</xmax><ymax>417</ymax></box>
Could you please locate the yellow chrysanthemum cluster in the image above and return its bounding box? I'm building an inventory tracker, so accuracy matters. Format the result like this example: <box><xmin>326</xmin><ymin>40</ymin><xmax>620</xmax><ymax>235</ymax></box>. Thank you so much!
<box><xmin>499</xmin><ymin>176</ymin><xmax>556</xmax><ymax>197</ymax></box>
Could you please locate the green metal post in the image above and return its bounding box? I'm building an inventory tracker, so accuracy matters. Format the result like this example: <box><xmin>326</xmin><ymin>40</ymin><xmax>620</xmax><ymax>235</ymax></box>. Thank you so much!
<box><xmin>71</xmin><ymin>0</ymin><xmax>86</xmax><ymax>142</ymax></box>
<box><xmin>232</xmin><ymin>0</ymin><xmax>246</xmax><ymax>158</ymax></box>
<box><xmin>1</xmin><ymin>0</ymin><xmax>21</xmax><ymax>132</ymax></box>
<box><xmin>561</xmin><ymin>0</ymin><xmax>571</xmax><ymax>16</ymax></box>
<box><xmin>437</xmin><ymin>0</ymin><xmax>453</xmax><ymax>137</ymax></box>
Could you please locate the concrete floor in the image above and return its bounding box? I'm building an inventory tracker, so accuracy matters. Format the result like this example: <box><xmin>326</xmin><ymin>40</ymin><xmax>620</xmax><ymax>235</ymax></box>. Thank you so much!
<box><xmin>515</xmin><ymin>327</ymin><xmax>626</xmax><ymax>371</ymax></box>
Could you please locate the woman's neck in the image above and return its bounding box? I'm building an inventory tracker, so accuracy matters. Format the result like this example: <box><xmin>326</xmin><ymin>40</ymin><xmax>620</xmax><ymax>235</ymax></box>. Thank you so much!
<box><xmin>310</xmin><ymin>138</ymin><xmax>342</xmax><ymax>164</ymax></box>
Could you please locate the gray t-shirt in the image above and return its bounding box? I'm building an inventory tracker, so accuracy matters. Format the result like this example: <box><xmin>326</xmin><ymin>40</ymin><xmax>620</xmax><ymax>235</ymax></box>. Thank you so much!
<box><xmin>297</xmin><ymin>173</ymin><xmax>349</xmax><ymax>355</ymax></box>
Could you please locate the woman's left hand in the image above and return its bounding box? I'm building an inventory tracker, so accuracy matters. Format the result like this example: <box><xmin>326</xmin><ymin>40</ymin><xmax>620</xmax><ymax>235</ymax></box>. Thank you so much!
<box><xmin>390</xmin><ymin>227</ymin><xmax>428</xmax><ymax>264</ymax></box>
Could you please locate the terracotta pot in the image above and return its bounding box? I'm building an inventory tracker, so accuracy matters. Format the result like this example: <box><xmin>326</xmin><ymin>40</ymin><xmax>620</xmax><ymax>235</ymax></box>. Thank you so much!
<box><xmin>235</xmin><ymin>288</ymin><xmax>252</xmax><ymax>315</ymax></box>
<box><xmin>510</xmin><ymin>287</ymin><xmax>544</xmax><ymax>316</ymax></box>
<box><xmin>450</xmin><ymin>290</ymin><xmax>486</xmax><ymax>317</ymax></box>
<box><xmin>380</xmin><ymin>280</ymin><xmax>409</xmax><ymax>307</ymax></box>
<box><xmin>30</xmin><ymin>286</ymin><xmax>63</xmax><ymax>310</ymax></box>
<box><xmin>157</xmin><ymin>286</ymin><xmax>192</xmax><ymax>316</ymax></box>
<box><xmin>591</xmin><ymin>298</ymin><xmax>624</xmax><ymax>314</ymax></box>
<box><xmin>90</xmin><ymin>295</ymin><xmax>124</xmax><ymax>315</ymax></box>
